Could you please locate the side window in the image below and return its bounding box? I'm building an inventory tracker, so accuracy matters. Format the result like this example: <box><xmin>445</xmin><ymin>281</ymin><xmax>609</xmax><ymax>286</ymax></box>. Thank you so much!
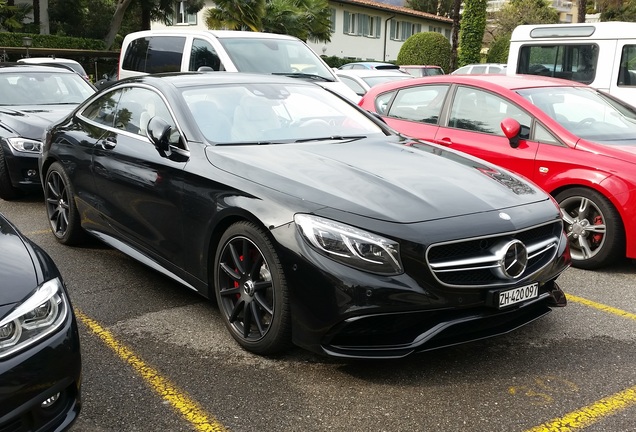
<box><xmin>338</xmin><ymin>76</ymin><xmax>366</xmax><ymax>96</ymax></box>
<box><xmin>114</xmin><ymin>87</ymin><xmax>176</xmax><ymax>137</ymax></box>
<box><xmin>189</xmin><ymin>38</ymin><xmax>222</xmax><ymax>71</ymax></box>
<box><xmin>386</xmin><ymin>85</ymin><xmax>448</xmax><ymax>124</ymax></box>
<box><xmin>472</xmin><ymin>65</ymin><xmax>487</xmax><ymax>74</ymax></box>
<box><xmin>375</xmin><ymin>91</ymin><xmax>396</xmax><ymax>115</ymax></box>
<box><xmin>449</xmin><ymin>87</ymin><xmax>530</xmax><ymax>136</ymax></box>
<box><xmin>81</xmin><ymin>90</ymin><xmax>122</xmax><ymax>127</ymax></box>
<box><xmin>618</xmin><ymin>45</ymin><xmax>636</xmax><ymax>87</ymax></box>
<box><xmin>125</xmin><ymin>36</ymin><xmax>186</xmax><ymax>74</ymax></box>
<box><xmin>518</xmin><ymin>44</ymin><xmax>598</xmax><ymax>84</ymax></box>
<box><xmin>534</xmin><ymin>123</ymin><xmax>560</xmax><ymax>145</ymax></box>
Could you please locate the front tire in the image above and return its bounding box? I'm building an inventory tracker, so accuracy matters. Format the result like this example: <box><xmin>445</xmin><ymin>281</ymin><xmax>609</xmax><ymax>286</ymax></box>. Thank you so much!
<box><xmin>555</xmin><ymin>187</ymin><xmax>624</xmax><ymax>269</ymax></box>
<box><xmin>214</xmin><ymin>221</ymin><xmax>291</xmax><ymax>355</ymax></box>
<box><xmin>44</xmin><ymin>162</ymin><xmax>85</xmax><ymax>245</ymax></box>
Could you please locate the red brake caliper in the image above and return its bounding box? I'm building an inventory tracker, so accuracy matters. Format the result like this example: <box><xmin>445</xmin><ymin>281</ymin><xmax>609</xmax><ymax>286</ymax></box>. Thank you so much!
<box><xmin>591</xmin><ymin>215</ymin><xmax>603</xmax><ymax>246</ymax></box>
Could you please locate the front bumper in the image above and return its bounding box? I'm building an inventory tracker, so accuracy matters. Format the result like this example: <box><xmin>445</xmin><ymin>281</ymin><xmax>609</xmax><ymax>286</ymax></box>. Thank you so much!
<box><xmin>0</xmin><ymin>310</ymin><xmax>81</xmax><ymax>431</ymax></box>
<box><xmin>0</xmin><ymin>139</ymin><xmax>41</xmax><ymax>191</ymax></box>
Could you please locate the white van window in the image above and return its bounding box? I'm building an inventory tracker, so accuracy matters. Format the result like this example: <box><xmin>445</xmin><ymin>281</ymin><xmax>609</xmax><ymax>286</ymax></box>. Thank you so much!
<box><xmin>189</xmin><ymin>38</ymin><xmax>223</xmax><ymax>72</ymax></box>
<box><xmin>122</xmin><ymin>36</ymin><xmax>185</xmax><ymax>74</ymax></box>
<box><xmin>517</xmin><ymin>44</ymin><xmax>598</xmax><ymax>84</ymax></box>
<box><xmin>217</xmin><ymin>38</ymin><xmax>333</xmax><ymax>79</ymax></box>
<box><xmin>618</xmin><ymin>45</ymin><xmax>636</xmax><ymax>87</ymax></box>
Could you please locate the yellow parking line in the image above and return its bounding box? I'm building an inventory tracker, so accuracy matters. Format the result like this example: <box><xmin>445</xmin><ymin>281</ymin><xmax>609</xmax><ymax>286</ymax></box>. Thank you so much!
<box><xmin>525</xmin><ymin>386</ymin><xmax>636</xmax><ymax>431</ymax></box>
<box><xmin>566</xmin><ymin>293</ymin><xmax>636</xmax><ymax>321</ymax></box>
<box><xmin>524</xmin><ymin>294</ymin><xmax>636</xmax><ymax>431</ymax></box>
<box><xmin>74</xmin><ymin>308</ymin><xmax>229</xmax><ymax>432</ymax></box>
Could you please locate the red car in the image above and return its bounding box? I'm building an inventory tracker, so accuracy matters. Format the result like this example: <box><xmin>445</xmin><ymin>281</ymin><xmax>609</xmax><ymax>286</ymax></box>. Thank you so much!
<box><xmin>359</xmin><ymin>74</ymin><xmax>636</xmax><ymax>270</ymax></box>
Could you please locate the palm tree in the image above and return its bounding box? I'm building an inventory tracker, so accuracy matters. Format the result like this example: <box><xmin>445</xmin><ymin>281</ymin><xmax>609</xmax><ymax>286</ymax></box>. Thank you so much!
<box><xmin>205</xmin><ymin>0</ymin><xmax>265</xmax><ymax>31</ymax></box>
<box><xmin>263</xmin><ymin>0</ymin><xmax>331</xmax><ymax>42</ymax></box>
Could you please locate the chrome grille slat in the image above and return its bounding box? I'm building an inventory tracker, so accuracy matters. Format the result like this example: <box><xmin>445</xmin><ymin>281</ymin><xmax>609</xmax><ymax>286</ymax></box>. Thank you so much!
<box><xmin>426</xmin><ymin>220</ymin><xmax>563</xmax><ymax>288</ymax></box>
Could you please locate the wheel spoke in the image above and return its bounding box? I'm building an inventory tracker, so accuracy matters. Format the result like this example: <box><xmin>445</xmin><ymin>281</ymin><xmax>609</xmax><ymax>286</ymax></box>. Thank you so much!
<box><xmin>248</xmin><ymin>254</ymin><xmax>263</xmax><ymax>279</ymax></box>
<box><xmin>577</xmin><ymin>198</ymin><xmax>590</xmax><ymax>218</ymax></box>
<box><xmin>219</xmin><ymin>262</ymin><xmax>241</xmax><ymax>282</ymax></box>
<box><xmin>583</xmin><ymin>223</ymin><xmax>606</xmax><ymax>234</ymax></box>
<box><xmin>559</xmin><ymin>208</ymin><xmax>575</xmax><ymax>225</ymax></box>
<box><xmin>242</xmin><ymin>302</ymin><xmax>252</xmax><ymax>338</ymax></box>
<box><xmin>229</xmin><ymin>299</ymin><xmax>245</xmax><ymax>323</ymax></box>
<box><xmin>219</xmin><ymin>286</ymin><xmax>241</xmax><ymax>297</ymax></box>
<box><xmin>578</xmin><ymin>236</ymin><xmax>594</xmax><ymax>258</ymax></box>
<box><xmin>250</xmin><ymin>302</ymin><xmax>266</xmax><ymax>336</ymax></box>
<box><xmin>254</xmin><ymin>291</ymin><xmax>274</xmax><ymax>315</ymax></box>
<box><xmin>228</xmin><ymin>242</ymin><xmax>245</xmax><ymax>276</ymax></box>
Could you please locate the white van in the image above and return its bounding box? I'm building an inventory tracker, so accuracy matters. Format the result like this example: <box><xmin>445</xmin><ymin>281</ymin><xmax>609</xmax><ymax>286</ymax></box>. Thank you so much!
<box><xmin>507</xmin><ymin>22</ymin><xmax>636</xmax><ymax>106</ymax></box>
<box><xmin>118</xmin><ymin>29</ymin><xmax>360</xmax><ymax>102</ymax></box>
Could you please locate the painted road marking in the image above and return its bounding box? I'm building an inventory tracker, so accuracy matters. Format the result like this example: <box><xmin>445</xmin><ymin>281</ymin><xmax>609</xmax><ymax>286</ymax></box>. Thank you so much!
<box><xmin>523</xmin><ymin>293</ymin><xmax>636</xmax><ymax>431</ymax></box>
<box><xmin>566</xmin><ymin>293</ymin><xmax>636</xmax><ymax>321</ymax></box>
<box><xmin>524</xmin><ymin>386</ymin><xmax>636</xmax><ymax>432</ymax></box>
<box><xmin>74</xmin><ymin>308</ymin><xmax>229</xmax><ymax>432</ymax></box>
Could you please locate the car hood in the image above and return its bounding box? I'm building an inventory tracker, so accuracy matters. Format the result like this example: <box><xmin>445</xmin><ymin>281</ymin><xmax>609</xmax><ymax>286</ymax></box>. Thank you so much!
<box><xmin>0</xmin><ymin>216</ymin><xmax>37</xmax><ymax>306</ymax></box>
<box><xmin>0</xmin><ymin>105</ymin><xmax>75</xmax><ymax>140</ymax></box>
<box><xmin>207</xmin><ymin>138</ymin><xmax>547</xmax><ymax>223</ymax></box>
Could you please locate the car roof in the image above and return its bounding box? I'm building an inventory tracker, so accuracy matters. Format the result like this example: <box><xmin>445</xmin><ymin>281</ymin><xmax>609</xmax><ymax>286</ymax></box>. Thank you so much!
<box><xmin>399</xmin><ymin>65</ymin><xmax>442</xmax><ymax>68</ymax></box>
<box><xmin>18</xmin><ymin>57</ymin><xmax>81</xmax><ymax>65</ymax></box>
<box><xmin>124</xmin><ymin>29</ymin><xmax>299</xmax><ymax>41</ymax></box>
<box><xmin>335</xmin><ymin>69</ymin><xmax>410</xmax><ymax>77</ymax></box>
<box><xmin>366</xmin><ymin>73</ymin><xmax>587</xmax><ymax>93</ymax></box>
<box><xmin>114</xmin><ymin>71</ymin><xmax>320</xmax><ymax>89</ymax></box>
<box><xmin>0</xmin><ymin>62</ymin><xmax>77</xmax><ymax>74</ymax></box>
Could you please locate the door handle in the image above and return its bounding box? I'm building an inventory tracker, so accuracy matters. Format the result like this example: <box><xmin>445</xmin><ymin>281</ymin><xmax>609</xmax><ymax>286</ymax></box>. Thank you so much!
<box><xmin>435</xmin><ymin>137</ymin><xmax>453</xmax><ymax>146</ymax></box>
<box><xmin>99</xmin><ymin>136</ymin><xmax>117</xmax><ymax>150</ymax></box>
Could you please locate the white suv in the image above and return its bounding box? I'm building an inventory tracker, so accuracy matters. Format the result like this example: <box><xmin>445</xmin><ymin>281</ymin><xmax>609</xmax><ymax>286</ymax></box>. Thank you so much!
<box><xmin>118</xmin><ymin>29</ymin><xmax>359</xmax><ymax>101</ymax></box>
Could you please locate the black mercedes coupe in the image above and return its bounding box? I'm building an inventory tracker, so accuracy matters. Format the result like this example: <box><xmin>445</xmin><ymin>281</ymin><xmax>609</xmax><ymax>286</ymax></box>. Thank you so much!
<box><xmin>39</xmin><ymin>72</ymin><xmax>570</xmax><ymax>359</ymax></box>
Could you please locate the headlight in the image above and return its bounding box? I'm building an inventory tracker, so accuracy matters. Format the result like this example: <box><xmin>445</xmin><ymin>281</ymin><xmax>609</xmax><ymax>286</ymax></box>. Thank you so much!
<box><xmin>0</xmin><ymin>278</ymin><xmax>69</xmax><ymax>359</ymax></box>
<box><xmin>7</xmin><ymin>137</ymin><xmax>43</xmax><ymax>153</ymax></box>
<box><xmin>295</xmin><ymin>214</ymin><xmax>403</xmax><ymax>275</ymax></box>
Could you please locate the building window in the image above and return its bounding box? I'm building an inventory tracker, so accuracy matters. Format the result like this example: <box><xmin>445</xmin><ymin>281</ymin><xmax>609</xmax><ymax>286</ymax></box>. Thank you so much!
<box><xmin>360</xmin><ymin>14</ymin><xmax>381</xmax><ymax>38</ymax></box>
<box><xmin>330</xmin><ymin>8</ymin><xmax>337</xmax><ymax>33</ymax></box>
<box><xmin>343</xmin><ymin>11</ymin><xmax>359</xmax><ymax>35</ymax></box>
<box><xmin>175</xmin><ymin>1</ymin><xmax>197</xmax><ymax>25</ymax></box>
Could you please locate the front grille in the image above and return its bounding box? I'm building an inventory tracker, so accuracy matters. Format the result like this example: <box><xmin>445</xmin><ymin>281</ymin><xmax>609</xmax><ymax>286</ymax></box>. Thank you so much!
<box><xmin>426</xmin><ymin>220</ymin><xmax>563</xmax><ymax>288</ymax></box>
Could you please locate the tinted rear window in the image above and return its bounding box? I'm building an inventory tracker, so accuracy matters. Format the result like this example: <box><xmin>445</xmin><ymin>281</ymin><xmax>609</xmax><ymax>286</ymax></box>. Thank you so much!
<box><xmin>122</xmin><ymin>36</ymin><xmax>185</xmax><ymax>74</ymax></box>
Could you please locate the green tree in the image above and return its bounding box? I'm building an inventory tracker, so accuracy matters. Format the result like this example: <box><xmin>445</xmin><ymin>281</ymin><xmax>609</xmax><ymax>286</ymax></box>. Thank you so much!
<box><xmin>602</xmin><ymin>1</ymin><xmax>636</xmax><ymax>21</ymax></box>
<box><xmin>406</xmin><ymin>0</ymin><xmax>453</xmax><ymax>17</ymax></box>
<box><xmin>0</xmin><ymin>0</ymin><xmax>32</xmax><ymax>31</ymax></box>
<box><xmin>494</xmin><ymin>0</ymin><xmax>559</xmax><ymax>37</ymax></box>
<box><xmin>263</xmin><ymin>0</ymin><xmax>331</xmax><ymax>42</ymax></box>
<box><xmin>396</xmin><ymin>31</ymin><xmax>451</xmax><ymax>74</ymax></box>
<box><xmin>458</xmin><ymin>0</ymin><xmax>487</xmax><ymax>67</ymax></box>
<box><xmin>205</xmin><ymin>0</ymin><xmax>265</xmax><ymax>31</ymax></box>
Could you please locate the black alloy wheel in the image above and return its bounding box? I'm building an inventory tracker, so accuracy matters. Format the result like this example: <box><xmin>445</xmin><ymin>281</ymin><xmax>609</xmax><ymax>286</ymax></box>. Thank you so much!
<box><xmin>44</xmin><ymin>162</ymin><xmax>85</xmax><ymax>245</ymax></box>
<box><xmin>214</xmin><ymin>221</ymin><xmax>291</xmax><ymax>355</ymax></box>
<box><xmin>556</xmin><ymin>187</ymin><xmax>624</xmax><ymax>270</ymax></box>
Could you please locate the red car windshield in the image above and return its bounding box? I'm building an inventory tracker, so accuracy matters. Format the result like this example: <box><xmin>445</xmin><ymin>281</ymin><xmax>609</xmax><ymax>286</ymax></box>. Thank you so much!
<box><xmin>517</xmin><ymin>86</ymin><xmax>636</xmax><ymax>143</ymax></box>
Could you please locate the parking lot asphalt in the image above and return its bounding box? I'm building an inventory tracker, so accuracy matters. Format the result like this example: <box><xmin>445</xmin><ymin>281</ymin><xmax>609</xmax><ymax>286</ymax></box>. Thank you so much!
<box><xmin>2</xmin><ymin>194</ymin><xmax>636</xmax><ymax>432</ymax></box>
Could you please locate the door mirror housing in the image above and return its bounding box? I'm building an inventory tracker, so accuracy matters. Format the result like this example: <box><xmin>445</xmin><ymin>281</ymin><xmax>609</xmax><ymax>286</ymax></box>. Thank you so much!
<box><xmin>501</xmin><ymin>117</ymin><xmax>521</xmax><ymax>148</ymax></box>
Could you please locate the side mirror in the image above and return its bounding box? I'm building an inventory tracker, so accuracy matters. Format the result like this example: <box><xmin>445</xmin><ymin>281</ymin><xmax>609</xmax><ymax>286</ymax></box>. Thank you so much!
<box><xmin>146</xmin><ymin>116</ymin><xmax>173</xmax><ymax>156</ymax></box>
<box><xmin>501</xmin><ymin>117</ymin><xmax>521</xmax><ymax>149</ymax></box>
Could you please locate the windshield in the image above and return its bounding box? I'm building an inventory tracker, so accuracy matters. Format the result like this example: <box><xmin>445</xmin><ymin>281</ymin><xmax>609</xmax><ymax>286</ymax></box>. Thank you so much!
<box><xmin>517</xmin><ymin>86</ymin><xmax>636</xmax><ymax>143</ymax></box>
<box><xmin>182</xmin><ymin>82</ymin><xmax>386</xmax><ymax>144</ymax></box>
<box><xmin>0</xmin><ymin>71</ymin><xmax>94</xmax><ymax>106</ymax></box>
<box><xmin>218</xmin><ymin>37</ymin><xmax>335</xmax><ymax>81</ymax></box>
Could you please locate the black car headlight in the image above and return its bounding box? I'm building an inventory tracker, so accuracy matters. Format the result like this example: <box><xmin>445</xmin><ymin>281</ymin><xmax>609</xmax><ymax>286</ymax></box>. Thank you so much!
<box><xmin>6</xmin><ymin>137</ymin><xmax>43</xmax><ymax>153</ymax></box>
<box><xmin>295</xmin><ymin>214</ymin><xmax>403</xmax><ymax>275</ymax></box>
<box><xmin>0</xmin><ymin>278</ymin><xmax>69</xmax><ymax>359</ymax></box>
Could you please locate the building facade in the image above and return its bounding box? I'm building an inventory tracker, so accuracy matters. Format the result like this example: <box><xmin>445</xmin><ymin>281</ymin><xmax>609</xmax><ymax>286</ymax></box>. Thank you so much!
<box><xmin>153</xmin><ymin>0</ymin><xmax>453</xmax><ymax>63</ymax></box>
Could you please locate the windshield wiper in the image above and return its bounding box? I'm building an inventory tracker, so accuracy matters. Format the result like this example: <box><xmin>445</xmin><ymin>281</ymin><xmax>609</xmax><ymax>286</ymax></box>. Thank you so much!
<box><xmin>294</xmin><ymin>135</ymin><xmax>367</xmax><ymax>143</ymax></box>
<box><xmin>272</xmin><ymin>72</ymin><xmax>333</xmax><ymax>82</ymax></box>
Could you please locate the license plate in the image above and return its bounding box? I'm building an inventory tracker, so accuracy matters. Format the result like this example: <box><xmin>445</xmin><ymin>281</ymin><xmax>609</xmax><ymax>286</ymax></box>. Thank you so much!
<box><xmin>498</xmin><ymin>283</ymin><xmax>539</xmax><ymax>308</ymax></box>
